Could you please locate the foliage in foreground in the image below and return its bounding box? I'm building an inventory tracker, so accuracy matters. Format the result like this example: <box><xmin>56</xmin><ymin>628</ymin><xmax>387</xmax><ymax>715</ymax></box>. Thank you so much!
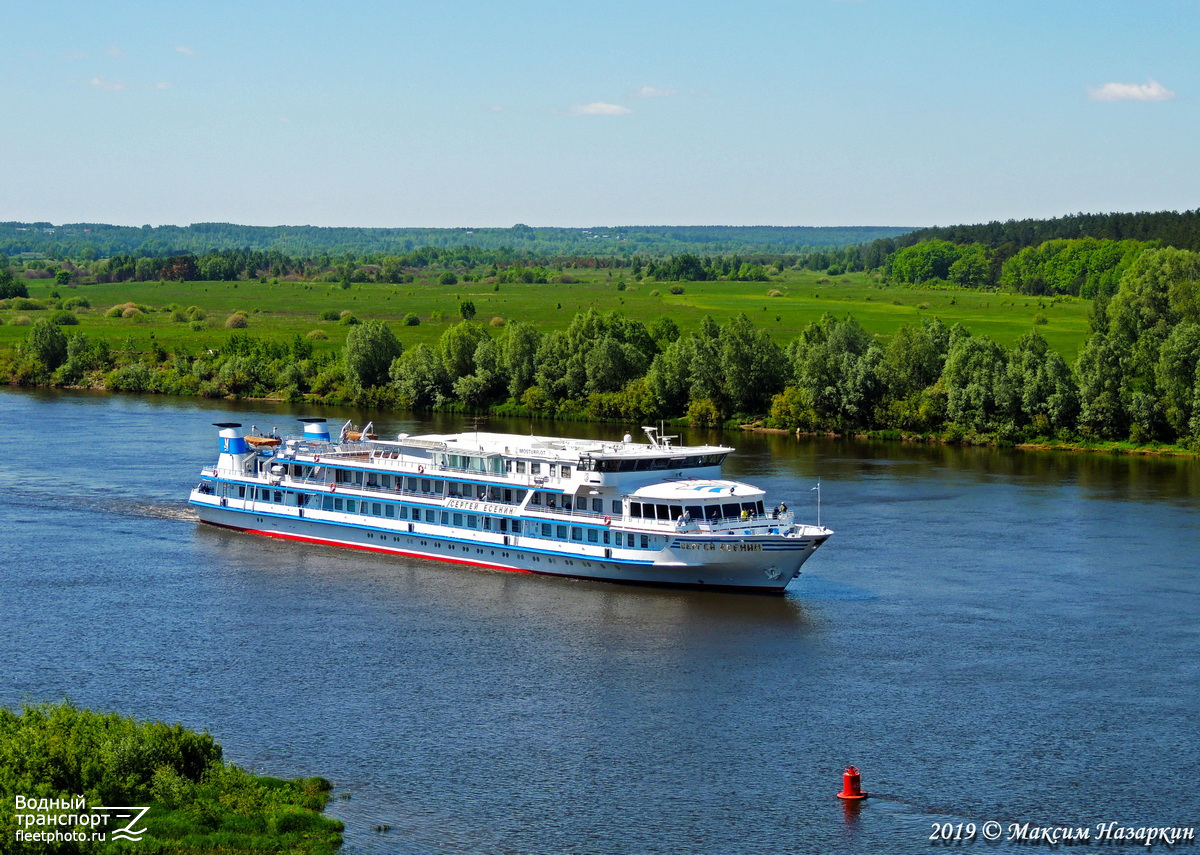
<box><xmin>0</xmin><ymin>702</ymin><xmax>342</xmax><ymax>855</ymax></box>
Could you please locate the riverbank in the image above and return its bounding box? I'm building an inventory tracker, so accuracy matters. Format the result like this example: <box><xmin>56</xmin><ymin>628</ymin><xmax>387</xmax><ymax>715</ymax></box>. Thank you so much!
<box><xmin>0</xmin><ymin>702</ymin><xmax>343</xmax><ymax>854</ymax></box>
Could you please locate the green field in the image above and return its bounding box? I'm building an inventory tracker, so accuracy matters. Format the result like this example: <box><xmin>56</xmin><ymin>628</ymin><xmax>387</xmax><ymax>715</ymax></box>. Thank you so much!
<box><xmin>0</xmin><ymin>270</ymin><xmax>1092</xmax><ymax>361</ymax></box>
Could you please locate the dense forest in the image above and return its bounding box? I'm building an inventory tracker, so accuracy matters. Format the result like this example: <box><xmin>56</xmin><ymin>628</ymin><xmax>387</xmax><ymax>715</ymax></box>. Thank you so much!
<box><xmin>0</xmin><ymin>222</ymin><xmax>913</xmax><ymax>261</ymax></box>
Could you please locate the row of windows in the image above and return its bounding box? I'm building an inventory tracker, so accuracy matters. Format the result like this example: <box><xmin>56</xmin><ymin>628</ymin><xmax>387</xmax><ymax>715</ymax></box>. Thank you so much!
<box><xmin>629</xmin><ymin>500</ymin><xmax>767</xmax><ymax>522</ymax></box>
<box><xmin>230</xmin><ymin>483</ymin><xmax>655</xmax><ymax>549</ymax></box>
<box><xmin>581</xmin><ymin>453</ymin><xmax>727</xmax><ymax>473</ymax></box>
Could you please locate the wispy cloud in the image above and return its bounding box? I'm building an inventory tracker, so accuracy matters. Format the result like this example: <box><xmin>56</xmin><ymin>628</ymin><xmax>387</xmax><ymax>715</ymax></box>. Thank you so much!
<box><xmin>175</xmin><ymin>45</ymin><xmax>198</xmax><ymax>57</ymax></box>
<box><xmin>1087</xmin><ymin>78</ymin><xmax>1175</xmax><ymax>102</ymax></box>
<box><xmin>632</xmin><ymin>86</ymin><xmax>677</xmax><ymax>99</ymax></box>
<box><xmin>89</xmin><ymin>76</ymin><xmax>172</xmax><ymax>92</ymax></box>
<box><xmin>568</xmin><ymin>102</ymin><xmax>631</xmax><ymax>116</ymax></box>
<box><xmin>106</xmin><ymin>44</ymin><xmax>125</xmax><ymax>58</ymax></box>
<box><xmin>90</xmin><ymin>76</ymin><xmax>126</xmax><ymax>91</ymax></box>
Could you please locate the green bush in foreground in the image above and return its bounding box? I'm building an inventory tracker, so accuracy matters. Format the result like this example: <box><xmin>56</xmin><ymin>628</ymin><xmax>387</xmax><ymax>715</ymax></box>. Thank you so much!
<box><xmin>0</xmin><ymin>701</ymin><xmax>342</xmax><ymax>854</ymax></box>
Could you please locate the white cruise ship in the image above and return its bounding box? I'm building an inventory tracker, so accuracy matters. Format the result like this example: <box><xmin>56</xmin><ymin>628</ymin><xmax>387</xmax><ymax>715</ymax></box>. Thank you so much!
<box><xmin>188</xmin><ymin>419</ymin><xmax>832</xmax><ymax>593</ymax></box>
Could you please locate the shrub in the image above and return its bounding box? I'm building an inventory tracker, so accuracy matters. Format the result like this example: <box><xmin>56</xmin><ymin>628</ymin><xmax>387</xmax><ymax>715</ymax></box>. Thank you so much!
<box><xmin>319</xmin><ymin>309</ymin><xmax>340</xmax><ymax>321</ymax></box>
<box><xmin>489</xmin><ymin>316</ymin><xmax>505</xmax><ymax>327</ymax></box>
<box><xmin>439</xmin><ymin>271</ymin><xmax>458</xmax><ymax>285</ymax></box>
<box><xmin>225</xmin><ymin>312</ymin><xmax>249</xmax><ymax>329</ymax></box>
<box><xmin>62</xmin><ymin>296</ymin><xmax>91</xmax><ymax>310</ymax></box>
<box><xmin>12</xmin><ymin>315</ymin><xmax>32</xmax><ymax>326</ymax></box>
<box><xmin>122</xmin><ymin>307</ymin><xmax>142</xmax><ymax>319</ymax></box>
<box><xmin>339</xmin><ymin>313</ymin><xmax>360</xmax><ymax>325</ymax></box>
<box><xmin>668</xmin><ymin>285</ymin><xmax>685</xmax><ymax>295</ymax></box>
<box><xmin>649</xmin><ymin>289</ymin><xmax>660</xmax><ymax>297</ymax></box>
<box><xmin>50</xmin><ymin>310</ymin><xmax>79</xmax><ymax>325</ymax></box>
<box><xmin>402</xmin><ymin>312</ymin><xmax>420</xmax><ymax>326</ymax></box>
<box><xmin>307</xmin><ymin>329</ymin><xmax>329</xmax><ymax>340</ymax></box>
<box><xmin>1034</xmin><ymin>313</ymin><xmax>1048</xmax><ymax>325</ymax></box>
<box><xmin>170</xmin><ymin>310</ymin><xmax>188</xmax><ymax>322</ymax></box>
<box><xmin>767</xmin><ymin>289</ymin><xmax>784</xmax><ymax>297</ymax></box>
<box><xmin>11</xmin><ymin>297</ymin><xmax>45</xmax><ymax>310</ymax></box>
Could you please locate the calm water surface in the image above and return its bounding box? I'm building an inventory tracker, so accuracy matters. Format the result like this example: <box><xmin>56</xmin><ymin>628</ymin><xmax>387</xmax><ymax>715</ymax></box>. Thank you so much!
<box><xmin>2</xmin><ymin>389</ymin><xmax>1198</xmax><ymax>854</ymax></box>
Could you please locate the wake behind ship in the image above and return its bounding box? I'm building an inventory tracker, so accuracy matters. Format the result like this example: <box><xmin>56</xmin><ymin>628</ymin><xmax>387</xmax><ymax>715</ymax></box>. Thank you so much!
<box><xmin>188</xmin><ymin>420</ymin><xmax>832</xmax><ymax>593</ymax></box>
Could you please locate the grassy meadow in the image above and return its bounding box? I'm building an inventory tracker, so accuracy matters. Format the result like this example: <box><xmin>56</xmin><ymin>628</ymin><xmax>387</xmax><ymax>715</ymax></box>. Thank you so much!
<box><xmin>0</xmin><ymin>269</ymin><xmax>1093</xmax><ymax>362</ymax></box>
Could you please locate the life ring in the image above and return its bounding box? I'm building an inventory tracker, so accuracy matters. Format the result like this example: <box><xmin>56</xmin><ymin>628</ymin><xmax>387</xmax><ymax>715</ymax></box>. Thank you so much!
<box><xmin>329</xmin><ymin>482</ymin><xmax>336</xmax><ymax>491</ymax></box>
<box><xmin>603</xmin><ymin>515</ymin><xmax>611</xmax><ymax>525</ymax></box>
<box><xmin>313</xmin><ymin>455</ymin><xmax>320</xmax><ymax>463</ymax></box>
<box><xmin>417</xmin><ymin>465</ymin><xmax>425</xmax><ymax>474</ymax></box>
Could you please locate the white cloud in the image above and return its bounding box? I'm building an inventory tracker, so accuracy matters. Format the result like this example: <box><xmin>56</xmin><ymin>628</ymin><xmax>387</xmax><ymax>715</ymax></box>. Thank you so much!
<box><xmin>175</xmin><ymin>45</ymin><xmax>198</xmax><ymax>57</ymax></box>
<box><xmin>568</xmin><ymin>102</ymin><xmax>631</xmax><ymax>116</ymax></box>
<box><xmin>90</xmin><ymin>76</ymin><xmax>126</xmax><ymax>91</ymax></box>
<box><xmin>487</xmin><ymin>105</ymin><xmax>505</xmax><ymax>112</ymax></box>
<box><xmin>106</xmin><ymin>44</ymin><xmax>125</xmax><ymax>58</ymax></box>
<box><xmin>1087</xmin><ymin>78</ymin><xmax>1175</xmax><ymax>102</ymax></box>
<box><xmin>632</xmin><ymin>86</ymin><xmax>677</xmax><ymax>99</ymax></box>
<box><xmin>154</xmin><ymin>81</ymin><xmax>172</xmax><ymax>90</ymax></box>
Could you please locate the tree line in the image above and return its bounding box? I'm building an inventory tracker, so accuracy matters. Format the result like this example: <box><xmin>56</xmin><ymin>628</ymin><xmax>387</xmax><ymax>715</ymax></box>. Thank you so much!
<box><xmin>9</xmin><ymin>245</ymin><xmax>1200</xmax><ymax>448</ymax></box>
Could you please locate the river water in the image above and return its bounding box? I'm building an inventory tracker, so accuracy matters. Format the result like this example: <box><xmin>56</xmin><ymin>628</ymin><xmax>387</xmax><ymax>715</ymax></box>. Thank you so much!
<box><xmin>2</xmin><ymin>389</ymin><xmax>1197</xmax><ymax>854</ymax></box>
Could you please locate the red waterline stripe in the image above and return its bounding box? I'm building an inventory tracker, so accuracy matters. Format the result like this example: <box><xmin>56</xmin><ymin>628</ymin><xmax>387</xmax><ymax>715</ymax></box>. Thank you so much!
<box><xmin>201</xmin><ymin>520</ymin><xmax>788</xmax><ymax>593</ymax></box>
<box><xmin>204</xmin><ymin>520</ymin><xmax>531</xmax><ymax>574</ymax></box>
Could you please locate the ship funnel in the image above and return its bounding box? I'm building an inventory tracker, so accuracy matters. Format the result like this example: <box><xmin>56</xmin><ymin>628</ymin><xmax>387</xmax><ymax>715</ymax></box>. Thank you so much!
<box><xmin>213</xmin><ymin>422</ymin><xmax>248</xmax><ymax>454</ymax></box>
<box><xmin>299</xmin><ymin>418</ymin><xmax>331</xmax><ymax>441</ymax></box>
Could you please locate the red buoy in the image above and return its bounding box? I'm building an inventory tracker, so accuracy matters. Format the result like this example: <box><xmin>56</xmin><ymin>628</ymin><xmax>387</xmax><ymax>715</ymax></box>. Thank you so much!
<box><xmin>836</xmin><ymin>765</ymin><xmax>868</xmax><ymax>800</ymax></box>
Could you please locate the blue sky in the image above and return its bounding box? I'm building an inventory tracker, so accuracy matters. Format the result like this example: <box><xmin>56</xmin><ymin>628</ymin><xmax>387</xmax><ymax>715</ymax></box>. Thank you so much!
<box><xmin>3</xmin><ymin>0</ymin><xmax>1196</xmax><ymax>228</ymax></box>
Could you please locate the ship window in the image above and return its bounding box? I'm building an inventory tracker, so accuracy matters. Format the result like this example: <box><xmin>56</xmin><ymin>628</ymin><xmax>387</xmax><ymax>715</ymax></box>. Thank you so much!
<box><xmin>406</xmin><ymin>477</ymin><xmax>417</xmax><ymax>491</ymax></box>
<box><xmin>476</xmin><ymin>484</ymin><xmax>487</xmax><ymax>499</ymax></box>
<box><xmin>453</xmin><ymin>513</ymin><xmax>463</xmax><ymax>526</ymax></box>
<box><xmin>421</xmin><ymin>478</ymin><xmax>430</xmax><ymax>493</ymax></box>
<box><xmin>346</xmin><ymin>500</ymin><xmax>356</xmax><ymax>513</ymax></box>
<box><xmin>612</xmin><ymin>500</ymin><xmax>621</xmax><ymax>514</ymax></box>
<box><xmin>516</xmin><ymin>461</ymin><xmax>526</xmax><ymax>474</ymax></box>
<box><xmin>504</xmin><ymin>489</ymin><xmax>512</xmax><ymax>502</ymax></box>
<box><xmin>323</xmin><ymin>496</ymin><xmax>333</xmax><ymax>510</ymax></box>
<box><xmin>238</xmin><ymin>486</ymin><xmax>246</xmax><ymax>498</ymax></box>
<box><xmin>640</xmin><ymin>535</ymin><xmax>650</xmax><ymax>549</ymax></box>
<box><xmin>530</xmin><ymin>462</ymin><xmax>541</xmax><ymax>475</ymax></box>
<box><xmin>686</xmin><ymin>505</ymin><xmax>704</xmax><ymax>520</ymax></box>
<box><xmin>602</xmin><ymin>531</ymin><xmax>610</xmax><ymax>545</ymax></box>
<box><xmin>556</xmin><ymin>525</ymin><xmax>568</xmax><ymax>539</ymax></box>
<box><xmin>468</xmin><ymin>516</ymin><xmax>478</xmax><ymax>529</ymax></box>
<box><xmin>627</xmin><ymin>534</ymin><xmax>635</xmax><ymax>547</ymax></box>
<box><xmin>571</xmin><ymin>527</ymin><xmax>582</xmax><ymax>541</ymax></box>
<box><xmin>592</xmin><ymin>498</ymin><xmax>602</xmax><ymax>513</ymax></box>
<box><xmin>630</xmin><ymin>502</ymin><xmax>642</xmax><ymax>517</ymax></box>
<box><xmin>483</xmin><ymin>517</ymin><xmax>492</xmax><ymax>531</ymax></box>
<box><xmin>652</xmin><ymin>458</ymin><xmax>669</xmax><ymax>470</ymax></box>
<box><xmin>656</xmin><ymin>504</ymin><xmax>671</xmax><ymax>521</ymax></box>
<box><xmin>542</xmin><ymin>523</ymin><xmax>552</xmax><ymax>537</ymax></box>
<box><xmin>274</xmin><ymin>491</ymin><xmax>282</xmax><ymax>503</ymax></box>
<box><xmin>399</xmin><ymin>506</ymin><xmax>408</xmax><ymax>519</ymax></box>
<box><xmin>372</xmin><ymin>502</ymin><xmax>381</xmax><ymax>515</ymax></box>
<box><xmin>531</xmin><ymin>492</ymin><xmax>542</xmax><ymax>506</ymax></box>
<box><xmin>547</xmin><ymin>465</ymin><xmax>556</xmax><ymax>477</ymax></box>
<box><xmin>634</xmin><ymin>459</ymin><xmax>651</xmax><ymax>471</ymax></box>
<box><xmin>425</xmin><ymin>510</ymin><xmax>435</xmax><ymax>523</ymax></box>
<box><xmin>440</xmin><ymin>512</ymin><xmax>449</xmax><ymax>525</ymax></box>
<box><xmin>561</xmin><ymin>465</ymin><xmax>571</xmax><ymax>478</ymax></box>
<box><xmin>587</xmin><ymin>529</ymin><xmax>598</xmax><ymax>543</ymax></box>
<box><xmin>756</xmin><ymin>501</ymin><xmax>765</xmax><ymax>515</ymax></box>
<box><xmin>334</xmin><ymin>498</ymin><xmax>344</xmax><ymax>511</ymax></box>
<box><xmin>511</xmin><ymin>520</ymin><xmax>521</xmax><ymax>533</ymax></box>
<box><xmin>721</xmin><ymin>503</ymin><xmax>740</xmax><ymax>519</ymax></box>
<box><xmin>385</xmin><ymin>505</ymin><xmax>395</xmax><ymax>518</ymax></box>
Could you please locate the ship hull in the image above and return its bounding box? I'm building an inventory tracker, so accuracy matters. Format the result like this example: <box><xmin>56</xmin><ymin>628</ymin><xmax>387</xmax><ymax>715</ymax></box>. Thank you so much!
<box><xmin>191</xmin><ymin>498</ymin><xmax>827</xmax><ymax>594</ymax></box>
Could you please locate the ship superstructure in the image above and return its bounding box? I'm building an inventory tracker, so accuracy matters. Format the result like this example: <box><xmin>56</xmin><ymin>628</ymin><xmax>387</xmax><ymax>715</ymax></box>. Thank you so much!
<box><xmin>189</xmin><ymin>420</ymin><xmax>832</xmax><ymax>592</ymax></box>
